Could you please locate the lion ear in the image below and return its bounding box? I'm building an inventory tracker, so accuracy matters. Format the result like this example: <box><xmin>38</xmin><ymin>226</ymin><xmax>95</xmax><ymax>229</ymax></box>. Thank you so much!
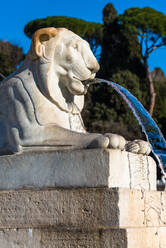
<box><xmin>28</xmin><ymin>27</ymin><xmax>58</xmax><ymax>60</ymax></box>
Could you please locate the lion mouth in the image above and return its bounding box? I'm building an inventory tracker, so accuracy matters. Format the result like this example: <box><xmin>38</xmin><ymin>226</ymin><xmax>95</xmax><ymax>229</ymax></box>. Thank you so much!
<box><xmin>73</xmin><ymin>76</ymin><xmax>96</xmax><ymax>86</ymax></box>
<box><xmin>82</xmin><ymin>79</ymin><xmax>97</xmax><ymax>86</ymax></box>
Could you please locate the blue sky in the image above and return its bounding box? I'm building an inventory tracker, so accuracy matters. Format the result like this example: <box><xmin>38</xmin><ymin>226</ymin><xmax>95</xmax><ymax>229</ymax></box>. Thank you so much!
<box><xmin>0</xmin><ymin>0</ymin><xmax>166</xmax><ymax>74</ymax></box>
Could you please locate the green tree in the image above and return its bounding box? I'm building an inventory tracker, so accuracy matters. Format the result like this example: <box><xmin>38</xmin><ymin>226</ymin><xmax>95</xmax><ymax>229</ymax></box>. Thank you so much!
<box><xmin>0</xmin><ymin>41</ymin><xmax>24</xmax><ymax>80</ymax></box>
<box><xmin>99</xmin><ymin>3</ymin><xmax>144</xmax><ymax>79</ymax></box>
<box><xmin>24</xmin><ymin>16</ymin><xmax>103</xmax><ymax>59</ymax></box>
<box><xmin>91</xmin><ymin>3</ymin><xmax>147</xmax><ymax>139</ymax></box>
<box><xmin>119</xmin><ymin>7</ymin><xmax>166</xmax><ymax>116</ymax></box>
<box><xmin>102</xmin><ymin>2</ymin><xmax>117</xmax><ymax>25</ymax></box>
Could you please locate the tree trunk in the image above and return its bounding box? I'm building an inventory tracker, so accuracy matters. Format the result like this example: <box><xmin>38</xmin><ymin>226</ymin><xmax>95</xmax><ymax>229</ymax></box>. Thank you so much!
<box><xmin>144</xmin><ymin>61</ymin><xmax>156</xmax><ymax>116</ymax></box>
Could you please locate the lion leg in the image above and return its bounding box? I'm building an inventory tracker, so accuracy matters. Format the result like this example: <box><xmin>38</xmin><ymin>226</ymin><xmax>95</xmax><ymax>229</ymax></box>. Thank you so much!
<box><xmin>8</xmin><ymin>123</ymin><xmax>109</xmax><ymax>151</ymax></box>
<box><xmin>6</xmin><ymin>124</ymin><xmax>110</xmax><ymax>153</ymax></box>
<box><xmin>40</xmin><ymin>125</ymin><xmax>109</xmax><ymax>149</ymax></box>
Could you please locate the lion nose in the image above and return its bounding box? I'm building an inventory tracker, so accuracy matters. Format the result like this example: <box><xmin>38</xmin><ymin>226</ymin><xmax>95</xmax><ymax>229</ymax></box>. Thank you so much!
<box><xmin>87</xmin><ymin>62</ymin><xmax>100</xmax><ymax>73</ymax></box>
<box><xmin>81</xmin><ymin>42</ymin><xmax>100</xmax><ymax>73</ymax></box>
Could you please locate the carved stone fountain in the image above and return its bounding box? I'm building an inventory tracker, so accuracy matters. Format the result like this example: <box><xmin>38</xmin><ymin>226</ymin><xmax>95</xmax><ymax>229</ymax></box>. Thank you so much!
<box><xmin>0</xmin><ymin>28</ymin><xmax>164</xmax><ymax>248</ymax></box>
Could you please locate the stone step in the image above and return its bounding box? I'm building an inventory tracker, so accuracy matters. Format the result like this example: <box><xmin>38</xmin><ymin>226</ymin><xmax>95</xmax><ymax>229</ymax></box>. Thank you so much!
<box><xmin>0</xmin><ymin>187</ymin><xmax>165</xmax><ymax>229</ymax></box>
<box><xmin>0</xmin><ymin>149</ymin><xmax>156</xmax><ymax>190</ymax></box>
<box><xmin>0</xmin><ymin>227</ymin><xmax>166</xmax><ymax>248</ymax></box>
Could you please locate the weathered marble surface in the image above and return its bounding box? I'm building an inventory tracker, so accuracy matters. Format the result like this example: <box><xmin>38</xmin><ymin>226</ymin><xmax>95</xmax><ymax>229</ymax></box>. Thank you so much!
<box><xmin>0</xmin><ymin>149</ymin><xmax>156</xmax><ymax>190</ymax></box>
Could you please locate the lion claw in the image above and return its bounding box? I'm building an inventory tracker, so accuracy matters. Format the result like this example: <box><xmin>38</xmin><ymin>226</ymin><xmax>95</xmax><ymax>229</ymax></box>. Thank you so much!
<box><xmin>125</xmin><ymin>140</ymin><xmax>151</xmax><ymax>155</ymax></box>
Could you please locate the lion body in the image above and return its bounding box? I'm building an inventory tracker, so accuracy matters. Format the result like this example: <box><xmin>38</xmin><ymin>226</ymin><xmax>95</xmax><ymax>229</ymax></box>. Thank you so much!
<box><xmin>0</xmin><ymin>60</ymin><xmax>87</xmax><ymax>154</ymax></box>
<box><xmin>0</xmin><ymin>28</ymin><xmax>103</xmax><ymax>154</ymax></box>
<box><xmin>0</xmin><ymin>27</ymin><xmax>151</xmax><ymax>155</ymax></box>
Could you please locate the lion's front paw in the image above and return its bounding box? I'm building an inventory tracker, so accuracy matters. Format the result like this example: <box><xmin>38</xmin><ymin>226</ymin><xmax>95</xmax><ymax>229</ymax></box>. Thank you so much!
<box><xmin>125</xmin><ymin>140</ymin><xmax>151</xmax><ymax>155</ymax></box>
<box><xmin>105</xmin><ymin>133</ymin><xmax>126</xmax><ymax>150</ymax></box>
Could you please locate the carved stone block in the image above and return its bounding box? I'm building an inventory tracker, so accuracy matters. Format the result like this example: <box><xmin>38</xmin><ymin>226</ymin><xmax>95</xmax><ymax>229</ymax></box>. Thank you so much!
<box><xmin>0</xmin><ymin>149</ymin><xmax>156</xmax><ymax>190</ymax></box>
<box><xmin>0</xmin><ymin>188</ymin><xmax>164</xmax><ymax>229</ymax></box>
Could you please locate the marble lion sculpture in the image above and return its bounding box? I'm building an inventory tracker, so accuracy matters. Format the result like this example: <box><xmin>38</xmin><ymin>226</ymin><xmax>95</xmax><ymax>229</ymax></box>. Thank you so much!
<box><xmin>0</xmin><ymin>27</ymin><xmax>151</xmax><ymax>155</ymax></box>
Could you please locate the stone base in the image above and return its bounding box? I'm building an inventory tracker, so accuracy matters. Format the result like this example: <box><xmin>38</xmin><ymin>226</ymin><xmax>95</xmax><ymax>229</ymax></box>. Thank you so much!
<box><xmin>0</xmin><ymin>149</ymin><xmax>158</xmax><ymax>247</ymax></box>
<box><xmin>0</xmin><ymin>187</ymin><xmax>165</xmax><ymax>247</ymax></box>
<box><xmin>0</xmin><ymin>227</ymin><xmax>166</xmax><ymax>248</ymax></box>
<box><xmin>0</xmin><ymin>149</ymin><xmax>156</xmax><ymax>190</ymax></box>
<box><xmin>0</xmin><ymin>187</ymin><xmax>165</xmax><ymax>229</ymax></box>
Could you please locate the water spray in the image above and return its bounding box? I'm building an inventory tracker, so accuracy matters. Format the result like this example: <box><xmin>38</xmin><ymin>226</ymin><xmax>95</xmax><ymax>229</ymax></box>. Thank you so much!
<box><xmin>87</xmin><ymin>77</ymin><xmax>166</xmax><ymax>186</ymax></box>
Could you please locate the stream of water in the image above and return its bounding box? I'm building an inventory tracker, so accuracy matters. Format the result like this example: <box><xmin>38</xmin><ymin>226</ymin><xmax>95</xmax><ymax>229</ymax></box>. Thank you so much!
<box><xmin>93</xmin><ymin>78</ymin><xmax>166</xmax><ymax>177</ymax></box>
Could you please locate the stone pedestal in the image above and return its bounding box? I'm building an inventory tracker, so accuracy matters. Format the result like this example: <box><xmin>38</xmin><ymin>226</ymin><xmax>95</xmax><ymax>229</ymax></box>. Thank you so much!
<box><xmin>0</xmin><ymin>149</ymin><xmax>156</xmax><ymax>190</ymax></box>
<box><xmin>0</xmin><ymin>149</ymin><xmax>162</xmax><ymax>248</ymax></box>
<box><xmin>0</xmin><ymin>188</ymin><xmax>165</xmax><ymax>247</ymax></box>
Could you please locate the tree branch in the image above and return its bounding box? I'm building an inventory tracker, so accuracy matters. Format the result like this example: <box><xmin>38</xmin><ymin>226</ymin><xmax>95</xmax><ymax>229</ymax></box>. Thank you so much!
<box><xmin>146</xmin><ymin>43</ymin><xmax>165</xmax><ymax>56</ymax></box>
<box><xmin>147</xmin><ymin>36</ymin><xmax>161</xmax><ymax>50</ymax></box>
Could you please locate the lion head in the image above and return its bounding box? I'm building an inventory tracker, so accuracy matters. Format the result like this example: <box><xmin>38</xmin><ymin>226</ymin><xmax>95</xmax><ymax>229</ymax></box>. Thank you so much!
<box><xmin>27</xmin><ymin>27</ymin><xmax>99</xmax><ymax>112</ymax></box>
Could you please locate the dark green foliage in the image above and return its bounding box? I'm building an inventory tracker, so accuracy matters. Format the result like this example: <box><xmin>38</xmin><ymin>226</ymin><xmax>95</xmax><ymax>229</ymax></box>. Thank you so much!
<box><xmin>24</xmin><ymin>16</ymin><xmax>103</xmax><ymax>58</ymax></box>
<box><xmin>84</xmin><ymin>3</ymin><xmax>147</xmax><ymax>139</ymax></box>
<box><xmin>118</xmin><ymin>7</ymin><xmax>166</xmax><ymax>116</ymax></box>
<box><xmin>103</xmin><ymin>3</ymin><xmax>117</xmax><ymax>25</ymax></box>
<box><xmin>82</xmin><ymin>70</ymin><xmax>145</xmax><ymax>140</ymax></box>
<box><xmin>153</xmin><ymin>79</ymin><xmax>166</xmax><ymax>137</ymax></box>
<box><xmin>0</xmin><ymin>41</ymin><xmax>24</xmax><ymax>80</ymax></box>
<box><xmin>99</xmin><ymin>4</ymin><xmax>144</xmax><ymax>80</ymax></box>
